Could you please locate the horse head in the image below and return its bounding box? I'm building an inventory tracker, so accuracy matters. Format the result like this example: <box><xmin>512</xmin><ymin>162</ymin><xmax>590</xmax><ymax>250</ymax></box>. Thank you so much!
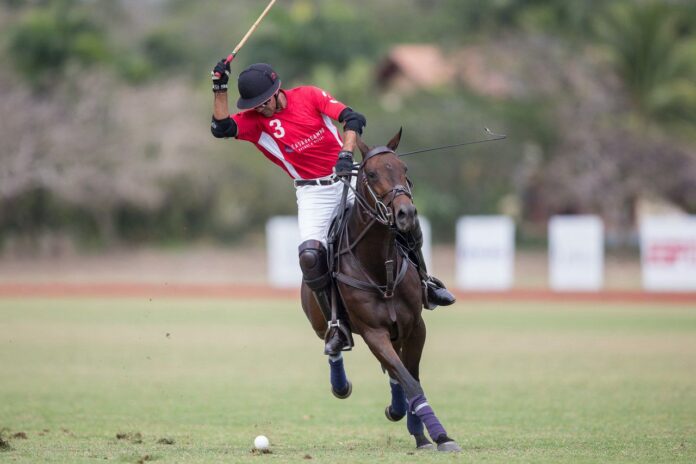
<box><xmin>356</xmin><ymin>128</ymin><xmax>416</xmax><ymax>233</ymax></box>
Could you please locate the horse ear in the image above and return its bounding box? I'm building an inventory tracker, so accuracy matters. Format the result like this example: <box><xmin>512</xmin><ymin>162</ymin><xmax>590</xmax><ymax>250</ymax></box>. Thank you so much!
<box><xmin>387</xmin><ymin>127</ymin><xmax>403</xmax><ymax>151</ymax></box>
<box><xmin>356</xmin><ymin>137</ymin><xmax>370</xmax><ymax>160</ymax></box>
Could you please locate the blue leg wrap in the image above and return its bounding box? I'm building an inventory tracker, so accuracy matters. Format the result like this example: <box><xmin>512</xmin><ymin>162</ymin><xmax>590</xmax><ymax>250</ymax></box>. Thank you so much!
<box><xmin>389</xmin><ymin>379</ymin><xmax>408</xmax><ymax>417</ymax></box>
<box><xmin>407</xmin><ymin>409</ymin><xmax>425</xmax><ymax>436</ymax></box>
<box><xmin>328</xmin><ymin>354</ymin><xmax>348</xmax><ymax>392</ymax></box>
<box><xmin>409</xmin><ymin>394</ymin><xmax>447</xmax><ymax>441</ymax></box>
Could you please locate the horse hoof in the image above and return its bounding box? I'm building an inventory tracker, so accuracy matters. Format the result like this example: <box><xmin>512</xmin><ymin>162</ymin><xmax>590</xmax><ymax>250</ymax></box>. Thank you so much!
<box><xmin>414</xmin><ymin>434</ymin><xmax>434</xmax><ymax>450</ymax></box>
<box><xmin>436</xmin><ymin>441</ymin><xmax>462</xmax><ymax>452</ymax></box>
<box><xmin>331</xmin><ymin>380</ymin><xmax>352</xmax><ymax>399</ymax></box>
<box><xmin>384</xmin><ymin>405</ymin><xmax>405</xmax><ymax>422</ymax></box>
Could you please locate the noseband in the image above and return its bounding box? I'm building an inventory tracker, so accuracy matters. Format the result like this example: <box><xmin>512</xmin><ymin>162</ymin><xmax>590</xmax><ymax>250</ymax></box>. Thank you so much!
<box><xmin>359</xmin><ymin>146</ymin><xmax>413</xmax><ymax>226</ymax></box>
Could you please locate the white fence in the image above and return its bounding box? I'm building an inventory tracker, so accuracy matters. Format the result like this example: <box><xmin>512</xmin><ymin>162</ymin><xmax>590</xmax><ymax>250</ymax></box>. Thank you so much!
<box><xmin>549</xmin><ymin>215</ymin><xmax>604</xmax><ymax>291</ymax></box>
<box><xmin>266</xmin><ymin>214</ymin><xmax>696</xmax><ymax>292</ymax></box>
<box><xmin>455</xmin><ymin>216</ymin><xmax>515</xmax><ymax>290</ymax></box>
<box><xmin>640</xmin><ymin>216</ymin><xmax>696</xmax><ymax>292</ymax></box>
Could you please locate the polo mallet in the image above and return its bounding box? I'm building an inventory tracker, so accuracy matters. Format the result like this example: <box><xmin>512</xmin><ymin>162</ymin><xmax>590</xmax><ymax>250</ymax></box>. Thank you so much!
<box><xmin>213</xmin><ymin>0</ymin><xmax>278</xmax><ymax>78</ymax></box>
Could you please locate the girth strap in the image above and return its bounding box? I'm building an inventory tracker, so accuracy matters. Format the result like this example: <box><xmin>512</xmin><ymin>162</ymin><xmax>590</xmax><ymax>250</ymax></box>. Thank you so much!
<box><xmin>334</xmin><ymin>249</ymin><xmax>410</xmax><ymax>305</ymax></box>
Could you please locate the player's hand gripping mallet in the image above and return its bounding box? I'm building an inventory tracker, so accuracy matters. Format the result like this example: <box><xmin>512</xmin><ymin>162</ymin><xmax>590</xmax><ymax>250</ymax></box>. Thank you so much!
<box><xmin>214</xmin><ymin>0</ymin><xmax>278</xmax><ymax>78</ymax></box>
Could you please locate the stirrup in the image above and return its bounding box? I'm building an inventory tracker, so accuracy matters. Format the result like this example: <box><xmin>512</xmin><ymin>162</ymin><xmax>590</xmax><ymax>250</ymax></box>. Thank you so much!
<box><xmin>422</xmin><ymin>277</ymin><xmax>456</xmax><ymax>310</ymax></box>
<box><xmin>422</xmin><ymin>279</ymin><xmax>438</xmax><ymax>310</ymax></box>
<box><xmin>324</xmin><ymin>320</ymin><xmax>354</xmax><ymax>355</ymax></box>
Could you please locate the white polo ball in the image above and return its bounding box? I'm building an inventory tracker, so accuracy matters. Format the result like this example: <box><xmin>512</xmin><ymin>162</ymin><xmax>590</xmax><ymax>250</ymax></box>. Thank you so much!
<box><xmin>254</xmin><ymin>435</ymin><xmax>269</xmax><ymax>450</ymax></box>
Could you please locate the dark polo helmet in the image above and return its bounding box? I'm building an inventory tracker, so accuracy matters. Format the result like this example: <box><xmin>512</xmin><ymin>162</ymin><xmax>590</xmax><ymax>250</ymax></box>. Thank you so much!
<box><xmin>236</xmin><ymin>63</ymin><xmax>282</xmax><ymax>110</ymax></box>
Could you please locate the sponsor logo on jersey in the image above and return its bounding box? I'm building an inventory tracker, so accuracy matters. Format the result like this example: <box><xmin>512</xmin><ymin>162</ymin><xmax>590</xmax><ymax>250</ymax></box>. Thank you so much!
<box><xmin>291</xmin><ymin>127</ymin><xmax>326</xmax><ymax>153</ymax></box>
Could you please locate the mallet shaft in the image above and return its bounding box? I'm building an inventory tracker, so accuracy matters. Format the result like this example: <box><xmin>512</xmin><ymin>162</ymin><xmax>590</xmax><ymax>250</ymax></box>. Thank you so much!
<box><xmin>225</xmin><ymin>0</ymin><xmax>277</xmax><ymax>65</ymax></box>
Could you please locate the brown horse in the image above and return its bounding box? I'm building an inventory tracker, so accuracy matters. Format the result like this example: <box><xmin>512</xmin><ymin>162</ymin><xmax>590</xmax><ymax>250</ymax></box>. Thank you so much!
<box><xmin>300</xmin><ymin>130</ymin><xmax>461</xmax><ymax>452</ymax></box>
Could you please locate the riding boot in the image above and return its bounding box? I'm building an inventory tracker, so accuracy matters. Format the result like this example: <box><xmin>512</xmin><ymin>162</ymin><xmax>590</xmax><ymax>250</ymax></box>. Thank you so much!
<box><xmin>407</xmin><ymin>220</ymin><xmax>456</xmax><ymax>310</ymax></box>
<box><xmin>299</xmin><ymin>240</ymin><xmax>353</xmax><ymax>355</ymax></box>
<box><xmin>413</xmin><ymin>247</ymin><xmax>456</xmax><ymax>309</ymax></box>
<box><xmin>313</xmin><ymin>286</ymin><xmax>351</xmax><ymax>356</ymax></box>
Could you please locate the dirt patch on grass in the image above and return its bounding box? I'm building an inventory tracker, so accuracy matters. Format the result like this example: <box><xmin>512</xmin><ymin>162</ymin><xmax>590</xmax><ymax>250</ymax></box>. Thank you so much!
<box><xmin>0</xmin><ymin>429</ymin><xmax>12</xmax><ymax>451</ymax></box>
<box><xmin>116</xmin><ymin>432</ymin><xmax>143</xmax><ymax>444</ymax></box>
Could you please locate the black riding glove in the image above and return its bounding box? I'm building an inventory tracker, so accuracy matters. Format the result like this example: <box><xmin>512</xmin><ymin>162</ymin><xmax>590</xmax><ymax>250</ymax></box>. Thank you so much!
<box><xmin>211</xmin><ymin>58</ymin><xmax>230</xmax><ymax>93</ymax></box>
<box><xmin>334</xmin><ymin>150</ymin><xmax>354</xmax><ymax>177</ymax></box>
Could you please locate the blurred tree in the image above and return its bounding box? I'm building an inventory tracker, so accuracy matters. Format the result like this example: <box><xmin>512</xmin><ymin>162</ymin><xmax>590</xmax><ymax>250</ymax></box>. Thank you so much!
<box><xmin>0</xmin><ymin>68</ymin><xmax>215</xmax><ymax>246</ymax></box>
<box><xmin>248</xmin><ymin>0</ymin><xmax>378</xmax><ymax>82</ymax></box>
<box><xmin>7</xmin><ymin>0</ymin><xmax>109</xmax><ymax>88</ymax></box>
<box><xmin>596</xmin><ymin>1</ymin><xmax>696</xmax><ymax>125</ymax></box>
<box><xmin>1</xmin><ymin>0</ymin><xmax>695</xmax><ymax>249</ymax></box>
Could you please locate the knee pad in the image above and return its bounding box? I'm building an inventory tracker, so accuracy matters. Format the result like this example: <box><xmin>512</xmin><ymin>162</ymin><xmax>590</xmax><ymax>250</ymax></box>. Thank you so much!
<box><xmin>298</xmin><ymin>240</ymin><xmax>331</xmax><ymax>290</ymax></box>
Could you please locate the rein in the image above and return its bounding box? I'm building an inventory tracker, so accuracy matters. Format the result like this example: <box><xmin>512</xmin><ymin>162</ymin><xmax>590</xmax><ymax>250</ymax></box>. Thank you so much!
<box><xmin>398</xmin><ymin>128</ymin><xmax>507</xmax><ymax>157</ymax></box>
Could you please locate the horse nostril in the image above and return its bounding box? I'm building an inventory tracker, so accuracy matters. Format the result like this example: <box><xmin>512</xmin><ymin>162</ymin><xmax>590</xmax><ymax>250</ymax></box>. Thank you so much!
<box><xmin>397</xmin><ymin>205</ymin><xmax>415</xmax><ymax>222</ymax></box>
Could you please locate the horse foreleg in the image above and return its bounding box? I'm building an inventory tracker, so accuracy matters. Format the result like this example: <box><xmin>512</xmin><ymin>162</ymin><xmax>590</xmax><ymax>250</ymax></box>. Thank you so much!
<box><xmin>400</xmin><ymin>318</ymin><xmax>433</xmax><ymax>449</ymax></box>
<box><xmin>328</xmin><ymin>353</ymin><xmax>352</xmax><ymax>399</ymax></box>
<box><xmin>384</xmin><ymin>341</ymin><xmax>408</xmax><ymax>422</ymax></box>
<box><xmin>384</xmin><ymin>378</ymin><xmax>434</xmax><ymax>450</ymax></box>
<box><xmin>363</xmin><ymin>329</ymin><xmax>460</xmax><ymax>452</ymax></box>
<box><xmin>302</xmin><ymin>285</ymin><xmax>352</xmax><ymax>398</ymax></box>
<box><xmin>385</xmin><ymin>376</ymin><xmax>407</xmax><ymax>421</ymax></box>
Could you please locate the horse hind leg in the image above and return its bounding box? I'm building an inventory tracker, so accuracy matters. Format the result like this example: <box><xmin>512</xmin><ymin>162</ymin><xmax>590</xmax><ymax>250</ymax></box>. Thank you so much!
<box><xmin>328</xmin><ymin>353</ymin><xmax>352</xmax><ymax>399</ymax></box>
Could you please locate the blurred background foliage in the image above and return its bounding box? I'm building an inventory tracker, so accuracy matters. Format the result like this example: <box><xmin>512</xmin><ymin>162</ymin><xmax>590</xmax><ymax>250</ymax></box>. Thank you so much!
<box><xmin>0</xmin><ymin>0</ymin><xmax>694</xmax><ymax>253</ymax></box>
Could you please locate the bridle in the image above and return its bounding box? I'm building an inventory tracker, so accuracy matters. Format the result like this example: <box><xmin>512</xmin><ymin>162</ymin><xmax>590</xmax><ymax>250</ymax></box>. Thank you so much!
<box><xmin>339</xmin><ymin>145</ymin><xmax>413</xmax><ymax>227</ymax></box>
<box><xmin>331</xmin><ymin>145</ymin><xmax>415</xmax><ymax>306</ymax></box>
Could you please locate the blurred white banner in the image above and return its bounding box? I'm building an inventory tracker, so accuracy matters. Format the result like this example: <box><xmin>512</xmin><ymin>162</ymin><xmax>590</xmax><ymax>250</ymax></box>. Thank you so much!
<box><xmin>419</xmin><ymin>217</ymin><xmax>432</xmax><ymax>271</ymax></box>
<box><xmin>456</xmin><ymin>216</ymin><xmax>515</xmax><ymax>290</ymax></box>
<box><xmin>640</xmin><ymin>215</ymin><xmax>696</xmax><ymax>292</ymax></box>
<box><xmin>549</xmin><ymin>215</ymin><xmax>604</xmax><ymax>291</ymax></box>
<box><xmin>266</xmin><ymin>216</ymin><xmax>302</xmax><ymax>288</ymax></box>
<box><xmin>266</xmin><ymin>215</ymin><xmax>432</xmax><ymax>288</ymax></box>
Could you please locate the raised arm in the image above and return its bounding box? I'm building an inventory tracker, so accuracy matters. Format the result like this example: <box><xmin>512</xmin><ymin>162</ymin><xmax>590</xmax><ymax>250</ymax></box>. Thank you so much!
<box><xmin>210</xmin><ymin>58</ymin><xmax>237</xmax><ymax>139</ymax></box>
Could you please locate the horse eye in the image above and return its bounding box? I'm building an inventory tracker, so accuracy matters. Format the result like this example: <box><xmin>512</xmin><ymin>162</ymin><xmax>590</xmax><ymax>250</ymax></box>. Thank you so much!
<box><xmin>366</xmin><ymin>171</ymin><xmax>377</xmax><ymax>180</ymax></box>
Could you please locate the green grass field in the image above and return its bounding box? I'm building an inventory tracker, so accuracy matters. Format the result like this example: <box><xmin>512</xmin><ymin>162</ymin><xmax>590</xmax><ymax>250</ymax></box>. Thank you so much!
<box><xmin>1</xmin><ymin>298</ymin><xmax>694</xmax><ymax>463</ymax></box>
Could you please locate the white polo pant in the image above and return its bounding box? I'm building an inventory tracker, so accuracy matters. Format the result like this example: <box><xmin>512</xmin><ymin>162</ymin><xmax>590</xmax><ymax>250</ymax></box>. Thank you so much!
<box><xmin>296</xmin><ymin>178</ymin><xmax>355</xmax><ymax>247</ymax></box>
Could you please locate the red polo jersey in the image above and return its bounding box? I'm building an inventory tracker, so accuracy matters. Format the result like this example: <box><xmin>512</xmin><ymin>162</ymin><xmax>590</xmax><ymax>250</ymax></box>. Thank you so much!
<box><xmin>231</xmin><ymin>86</ymin><xmax>347</xmax><ymax>180</ymax></box>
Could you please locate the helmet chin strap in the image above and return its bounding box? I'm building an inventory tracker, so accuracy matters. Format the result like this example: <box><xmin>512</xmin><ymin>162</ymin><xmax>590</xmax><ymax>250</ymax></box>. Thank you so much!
<box><xmin>275</xmin><ymin>91</ymin><xmax>286</xmax><ymax>111</ymax></box>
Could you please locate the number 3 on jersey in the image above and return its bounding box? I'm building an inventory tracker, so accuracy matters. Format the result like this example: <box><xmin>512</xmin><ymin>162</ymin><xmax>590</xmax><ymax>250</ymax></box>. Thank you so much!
<box><xmin>269</xmin><ymin>119</ymin><xmax>285</xmax><ymax>138</ymax></box>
